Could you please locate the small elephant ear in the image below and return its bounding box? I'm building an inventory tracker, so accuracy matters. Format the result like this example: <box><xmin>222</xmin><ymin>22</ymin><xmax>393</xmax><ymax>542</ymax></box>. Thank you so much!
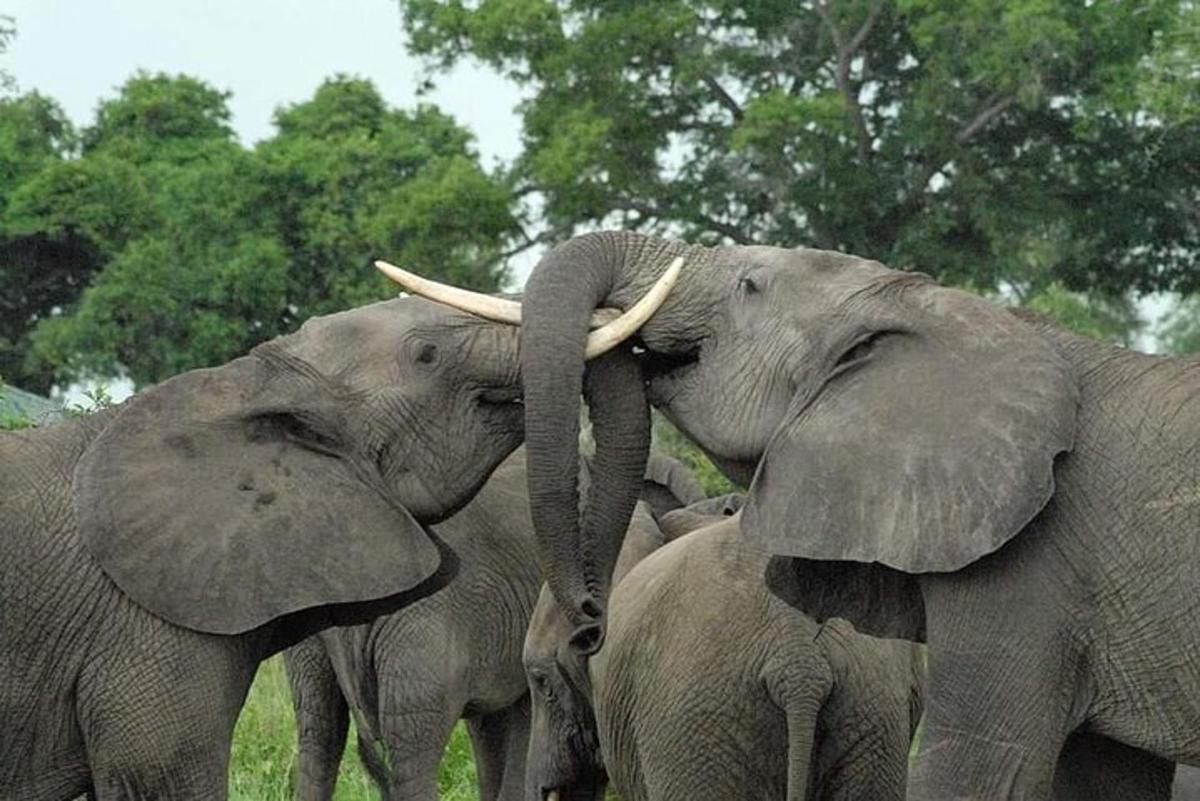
<box><xmin>610</xmin><ymin>501</ymin><xmax>665</xmax><ymax>586</ymax></box>
<box><xmin>74</xmin><ymin>356</ymin><xmax>443</xmax><ymax>635</ymax></box>
<box><xmin>640</xmin><ymin>452</ymin><xmax>706</xmax><ymax>519</ymax></box>
<box><xmin>744</xmin><ymin>289</ymin><xmax>1079</xmax><ymax>573</ymax></box>
<box><xmin>659</xmin><ymin>493</ymin><xmax>744</xmax><ymax>540</ymax></box>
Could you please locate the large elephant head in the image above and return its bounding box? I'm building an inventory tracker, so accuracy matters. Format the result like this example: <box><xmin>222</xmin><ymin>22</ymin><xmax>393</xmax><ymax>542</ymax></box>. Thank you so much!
<box><xmin>508</xmin><ymin>231</ymin><xmax>1080</xmax><ymax>647</ymax></box>
<box><xmin>74</xmin><ymin>295</ymin><xmax>528</xmax><ymax>642</ymax></box>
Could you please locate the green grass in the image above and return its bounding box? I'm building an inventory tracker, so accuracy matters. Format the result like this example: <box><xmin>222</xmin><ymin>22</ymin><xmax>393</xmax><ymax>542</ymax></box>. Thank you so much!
<box><xmin>229</xmin><ymin>657</ymin><xmax>480</xmax><ymax>800</ymax></box>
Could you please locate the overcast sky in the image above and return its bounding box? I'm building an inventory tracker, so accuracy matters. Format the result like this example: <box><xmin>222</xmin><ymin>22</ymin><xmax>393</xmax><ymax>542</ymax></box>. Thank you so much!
<box><xmin>3</xmin><ymin>0</ymin><xmax>523</xmax><ymax>162</ymax></box>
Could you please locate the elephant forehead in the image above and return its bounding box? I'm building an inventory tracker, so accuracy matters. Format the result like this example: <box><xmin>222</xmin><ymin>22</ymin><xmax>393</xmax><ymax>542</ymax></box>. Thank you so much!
<box><xmin>282</xmin><ymin>298</ymin><xmax>478</xmax><ymax>371</ymax></box>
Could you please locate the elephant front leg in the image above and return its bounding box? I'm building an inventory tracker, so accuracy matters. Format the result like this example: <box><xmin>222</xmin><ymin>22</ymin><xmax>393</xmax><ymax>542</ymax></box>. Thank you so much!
<box><xmin>909</xmin><ymin>576</ymin><xmax>1085</xmax><ymax>801</ymax></box>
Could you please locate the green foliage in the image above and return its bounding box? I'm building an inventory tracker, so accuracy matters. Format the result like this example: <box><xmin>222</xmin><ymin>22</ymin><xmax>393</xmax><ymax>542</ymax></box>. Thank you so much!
<box><xmin>83</xmin><ymin>72</ymin><xmax>236</xmax><ymax>160</ymax></box>
<box><xmin>1135</xmin><ymin>1</ymin><xmax>1199</xmax><ymax>125</ymax></box>
<box><xmin>230</xmin><ymin>657</ymin><xmax>481</xmax><ymax>800</ymax></box>
<box><xmin>0</xmin><ymin>16</ymin><xmax>15</xmax><ymax>95</ymax></box>
<box><xmin>0</xmin><ymin>91</ymin><xmax>89</xmax><ymax>393</ymax></box>
<box><xmin>64</xmin><ymin>384</ymin><xmax>115</xmax><ymax>418</ymax></box>
<box><xmin>1023</xmin><ymin>283</ymin><xmax>1142</xmax><ymax>346</ymax></box>
<box><xmin>1157</xmin><ymin>295</ymin><xmax>1200</xmax><ymax>355</ymax></box>
<box><xmin>652</xmin><ymin>413</ymin><xmax>739</xmax><ymax>498</ymax></box>
<box><xmin>0</xmin><ymin>385</ymin><xmax>34</xmax><ymax>430</ymax></box>
<box><xmin>1</xmin><ymin>73</ymin><xmax>518</xmax><ymax>390</ymax></box>
<box><xmin>402</xmin><ymin>0</ymin><xmax>1199</xmax><ymax>296</ymax></box>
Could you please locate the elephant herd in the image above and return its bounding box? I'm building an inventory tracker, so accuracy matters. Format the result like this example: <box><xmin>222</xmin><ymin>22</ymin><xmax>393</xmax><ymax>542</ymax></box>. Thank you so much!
<box><xmin>2</xmin><ymin>230</ymin><xmax>1199</xmax><ymax>800</ymax></box>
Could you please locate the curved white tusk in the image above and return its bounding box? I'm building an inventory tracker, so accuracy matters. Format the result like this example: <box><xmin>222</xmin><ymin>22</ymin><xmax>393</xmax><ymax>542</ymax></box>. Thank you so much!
<box><xmin>584</xmin><ymin>256</ymin><xmax>683</xmax><ymax>360</ymax></box>
<box><xmin>374</xmin><ymin>260</ymin><xmax>622</xmax><ymax>330</ymax></box>
<box><xmin>375</xmin><ymin>260</ymin><xmax>523</xmax><ymax>324</ymax></box>
<box><xmin>546</xmin><ymin>791</ymin><xmax>561</xmax><ymax>801</ymax></box>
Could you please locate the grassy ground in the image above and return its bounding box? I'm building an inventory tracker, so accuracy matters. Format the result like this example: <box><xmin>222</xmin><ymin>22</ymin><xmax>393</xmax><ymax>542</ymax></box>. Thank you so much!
<box><xmin>229</xmin><ymin>656</ymin><xmax>479</xmax><ymax>801</ymax></box>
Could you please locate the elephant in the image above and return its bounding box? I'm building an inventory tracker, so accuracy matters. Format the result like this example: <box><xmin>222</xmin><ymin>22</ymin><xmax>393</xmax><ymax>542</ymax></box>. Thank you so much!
<box><xmin>0</xmin><ymin>293</ymin><xmax>552</xmax><ymax>801</ymax></box>
<box><xmin>524</xmin><ymin>493</ymin><xmax>924</xmax><ymax>801</ymax></box>
<box><xmin>282</xmin><ymin>448</ymin><xmax>704</xmax><ymax>801</ymax></box>
<box><xmin>399</xmin><ymin>230</ymin><xmax>1200</xmax><ymax>799</ymax></box>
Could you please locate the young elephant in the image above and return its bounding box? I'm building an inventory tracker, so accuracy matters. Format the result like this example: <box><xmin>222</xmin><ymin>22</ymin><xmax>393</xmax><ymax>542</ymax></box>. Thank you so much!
<box><xmin>284</xmin><ymin>450</ymin><xmax>704</xmax><ymax>801</ymax></box>
<box><xmin>524</xmin><ymin>496</ymin><xmax>923</xmax><ymax>801</ymax></box>
<box><xmin>0</xmin><ymin>296</ymin><xmax>543</xmax><ymax>801</ymax></box>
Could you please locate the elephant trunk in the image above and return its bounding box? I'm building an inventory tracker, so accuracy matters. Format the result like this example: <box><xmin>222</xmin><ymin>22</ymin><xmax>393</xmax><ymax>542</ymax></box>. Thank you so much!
<box><xmin>520</xmin><ymin>231</ymin><xmax>692</xmax><ymax>651</ymax></box>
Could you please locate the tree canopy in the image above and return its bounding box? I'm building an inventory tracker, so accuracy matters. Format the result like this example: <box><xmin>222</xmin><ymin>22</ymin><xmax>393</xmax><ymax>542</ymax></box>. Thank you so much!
<box><xmin>1</xmin><ymin>72</ymin><xmax>518</xmax><ymax>391</ymax></box>
<box><xmin>401</xmin><ymin>0</ymin><xmax>1199</xmax><ymax>300</ymax></box>
<box><xmin>1</xmin><ymin>6</ymin><xmax>1197</xmax><ymax>396</ymax></box>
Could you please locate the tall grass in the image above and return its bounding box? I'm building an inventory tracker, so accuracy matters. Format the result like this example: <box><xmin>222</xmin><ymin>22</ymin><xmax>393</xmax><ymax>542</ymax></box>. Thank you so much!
<box><xmin>229</xmin><ymin>657</ymin><xmax>480</xmax><ymax>800</ymax></box>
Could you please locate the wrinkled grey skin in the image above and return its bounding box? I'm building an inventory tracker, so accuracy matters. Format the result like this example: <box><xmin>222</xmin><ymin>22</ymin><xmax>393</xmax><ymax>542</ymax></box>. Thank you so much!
<box><xmin>518</xmin><ymin>230</ymin><xmax>1200</xmax><ymax>800</ymax></box>
<box><xmin>282</xmin><ymin>449</ymin><xmax>703</xmax><ymax>801</ymax></box>
<box><xmin>524</xmin><ymin>497</ymin><xmax>923</xmax><ymax>801</ymax></box>
<box><xmin>284</xmin><ymin>449</ymin><xmax>538</xmax><ymax>801</ymax></box>
<box><xmin>0</xmin><ymin>298</ymin><xmax>529</xmax><ymax>801</ymax></box>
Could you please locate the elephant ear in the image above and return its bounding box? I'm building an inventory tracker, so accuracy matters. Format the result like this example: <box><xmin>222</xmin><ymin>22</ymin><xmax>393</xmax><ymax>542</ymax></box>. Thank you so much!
<box><xmin>74</xmin><ymin>355</ymin><xmax>443</xmax><ymax>635</ymax></box>
<box><xmin>640</xmin><ymin>452</ymin><xmax>706</xmax><ymax>520</ymax></box>
<box><xmin>743</xmin><ymin>290</ymin><xmax>1079</xmax><ymax>573</ymax></box>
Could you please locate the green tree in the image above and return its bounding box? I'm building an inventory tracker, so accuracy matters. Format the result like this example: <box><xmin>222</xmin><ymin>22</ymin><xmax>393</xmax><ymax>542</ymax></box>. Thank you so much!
<box><xmin>24</xmin><ymin>75</ymin><xmax>518</xmax><ymax>388</ymax></box>
<box><xmin>401</xmin><ymin>0</ymin><xmax>1199</xmax><ymax>296</ymax></box>
<box><xmin>0</xmin><ymin>92</ymin><xmax>86</xmax><ymax>393</ymax></box>
<box><xmin>82</xmin><ymin>71</ymin><xmax>236</xmax><ymax>161</ymax></box>
<box><xmin>0</xmin><ymin>16</ymin><xmax>16</xmax><ymax>95</ymax></box>
<box><xmin>1022</xmin><ymin>283</ymin><xmax>1142</xmax><ymax>346</ymax></box>
<box><xmin>258</xmin><ymin>76</ymin><xmax>519</xmax><ymax>316</ymax></box>
<box><xmin>1</xmin><ymin>74</ymin><xmax>239</xmax><ymax>391</ymax></box>
<box><xmin>1136</xmin><ymin>1</ymin><xmax>1199</xmax><ymax>125</ymax></box>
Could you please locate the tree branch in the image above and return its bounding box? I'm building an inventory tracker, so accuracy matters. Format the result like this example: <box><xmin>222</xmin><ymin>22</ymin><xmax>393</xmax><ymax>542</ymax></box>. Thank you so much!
<box><xmin>870</xmin><ymin>92</ymin><xmax>1019</xmax><ymax>252</ymax></box>
<box><xmin>622</xmin><ymin>196</ymin><xmax>750</xmax><ymax>244</ymax></box>
<box><xmin>702</xmin><ymin>74</ymin><xmax>744</xmax><ymax>122</ymax></box>
<box><xmin>846</xmin><ymin>0</ymin><xmax>885</xmax><ymax>55</ymax></box>
<box><xmin>955</xmin><ymin>94</ymin><xmax>1017</xmax><ymax>144</ymax></box>
<box><xmin>814</xmin><ymin>0</ymin><xmax>884</xmax><ymax>164</ymax></box>
<box><xmin>695</xmin><ymin>213</ymin><xmax>751</xmax><ymax>244</ymax></box>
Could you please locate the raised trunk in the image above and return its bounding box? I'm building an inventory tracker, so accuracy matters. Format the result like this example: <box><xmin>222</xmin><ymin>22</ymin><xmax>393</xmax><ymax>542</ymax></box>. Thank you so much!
<box><xmin>520</xmin><ymin>231</ymin><xmax>692</xmax><ymax>648</ymax></box>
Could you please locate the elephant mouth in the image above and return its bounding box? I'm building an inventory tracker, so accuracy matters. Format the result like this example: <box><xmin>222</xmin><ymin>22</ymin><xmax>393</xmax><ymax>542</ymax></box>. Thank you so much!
<box><xmin>639</xmin><ymin>345</ymin><xmax>700</xmax><ymax>407</ymax></box>
<box><xmin>477</xmin><ymin>384</ymin><xmax>523</xmax><ymax>405</ymax></box>
<box><xmin>475</xmin><ymin>385</ymin><xmax>525</xmax><ymax>431</ymax></box>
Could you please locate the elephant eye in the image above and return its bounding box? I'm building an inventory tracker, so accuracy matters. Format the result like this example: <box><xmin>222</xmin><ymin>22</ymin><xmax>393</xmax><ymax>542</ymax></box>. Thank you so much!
<box><xmin>530</xmin><ymin>671</ymin><xmax>554</xmax><ymax>699</ymax></box>
<box><xmin>250</xmin><ymin>412</ymin><xmax>341</xmax><ymax>457</ymax></box>
<box><xmin>834</xmin><ymin>330</ymin><xmax>898</xmax><ymax>371</ymax></box>
<box><xmin>738</xmin><ymin>275</ymin><xmax>760</xmax><ymax>295</ymax></box>
<box><xmin>415</xmin><ymin>343</ymin><xmax>437</xmax><ymax>364</ymax></box>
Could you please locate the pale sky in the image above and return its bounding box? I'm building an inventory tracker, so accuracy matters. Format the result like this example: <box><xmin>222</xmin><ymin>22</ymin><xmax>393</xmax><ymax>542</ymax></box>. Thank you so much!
<box><xmin>3</xmin><ymin>0</ymin><xmax>524</xmax><ymax>162</ymax></box>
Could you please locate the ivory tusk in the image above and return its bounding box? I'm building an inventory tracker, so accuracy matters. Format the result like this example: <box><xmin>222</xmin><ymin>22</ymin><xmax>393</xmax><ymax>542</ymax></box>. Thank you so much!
<box><xmin>583</xmin><ymin>256</ymin><xmax>683</xmax><ymax>360</ymax></box>
<box><xmin>374</xmin><ymin>260</ymin><xmax>622</xmax><ymax>329</ymax></box>
<box><xmin>546</xmin><ymin>791</ymin><xmax>561</xmax><ymax>801</ymax></box>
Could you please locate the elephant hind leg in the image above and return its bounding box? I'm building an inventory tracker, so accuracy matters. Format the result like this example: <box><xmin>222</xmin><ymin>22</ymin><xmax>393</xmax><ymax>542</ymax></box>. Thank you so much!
<box><xmin>284</xmin><ymin>636</ymin><xmax>350</xmax><ymax>801</ymax></box>
<box><xmin>364</xmin><ymin>671</ymin><xmax>459</xmax><ymax>801</ymax></box>
<box><xmin>466</xmin><ymin>694</ymin><xmax>531</xmax><ymax>801</ymax></box>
